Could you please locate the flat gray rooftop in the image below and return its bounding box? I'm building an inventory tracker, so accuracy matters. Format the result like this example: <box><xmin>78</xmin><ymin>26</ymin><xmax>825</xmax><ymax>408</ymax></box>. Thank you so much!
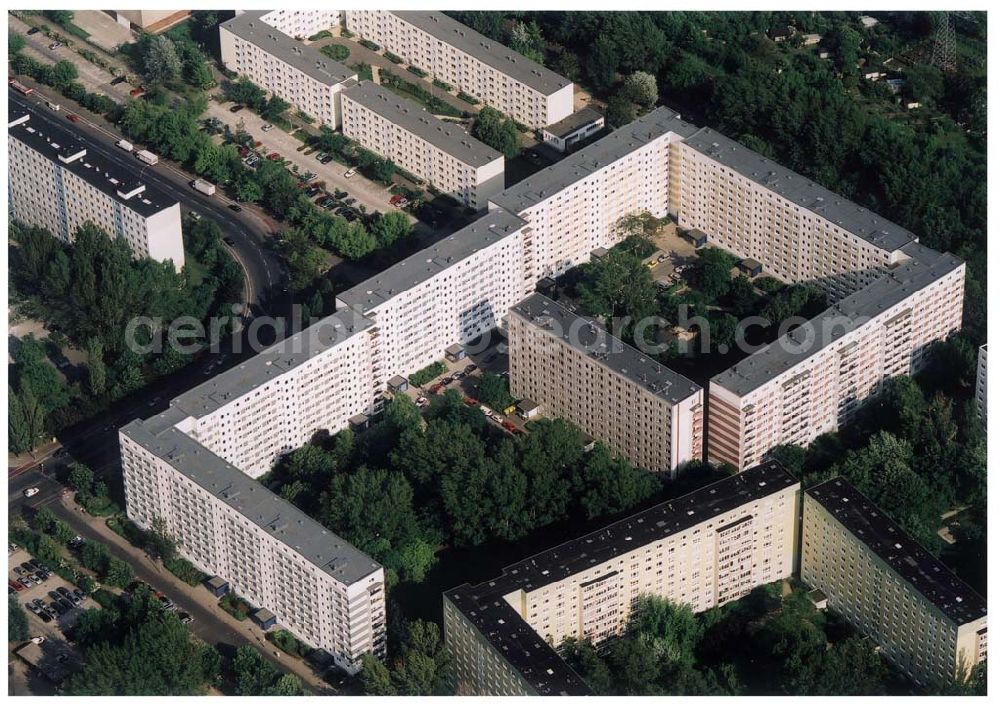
<box><xmin>808</xmin><ymin>477</ymin><xmax>986</xmax><ymax>626</ymax></box>
<box><xmin>491</xmin><ymin>106</ymin><xmax>699</xmax><ymax>214</ymax></box>
<box><xmin>9</xmin><ymin>100</ymin><xmax>176</xmax><ymax>218</ymax></box>
<box><xmin>543</xmin><ymin>106</ymin><xmax>605</xmax><ymax>139</ymax></box>
<box><xmin>221</xmin><ymin>11</ymin><xmax>355</xmax><ymax>86</ymax></box>
<box><xmin>341</xmin><ymin>81</ymin><xmax>501</xmax><ymax>167</ymax></box>
<box><xmin>337</xmin><ymin>209</ymin><xmax>527</xmax><ymax>313</ymax></box>
<box><xmin>510</xmin><ymin>293</ymin><xmax>701</xmax><ymax>405</ymax></box>
<box><xmin>445</xmin><ymin>461</ymin><xmax>797</xmax><ymax>694</ymax></box>
<box><xmin>712</xmin><ymin>248</ymin><xmax>964</xmax><ymax>397</ymax></box>
<box><xmin>172</xmin><ymin>309</ymin><xmax>374</xmax><ymax>419</ymax></box>
<box><xmin>395</xmin><ymin>11</ymin><xmax>570</xmax><ymax>96</ymax></box>
<box><xmin>683</xmin><ymin>126</ymin><xmax>918</xmax><ymax>252</ymax></box>
<box><xmin>121</xmin><ymin>417</ymin><xmax>381</xmax><ymax>586</ymax></box>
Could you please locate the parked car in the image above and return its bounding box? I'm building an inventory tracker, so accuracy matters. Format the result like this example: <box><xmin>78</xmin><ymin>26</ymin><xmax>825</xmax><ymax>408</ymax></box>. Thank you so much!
<box><xmin>23</xmin><ymin>487</ymin><xmax>39</xmax><ymax>498</ymax></box>
<box><xmin>389</xmin><ymin>194</ymin><xmax>403</xmax><ymax>206</ymax></box>
<box><xmin>110</xmin><ymin>75</ymin><xmax>127</xmax><ymax>84</ymax></box>
<box><xmin>26</xmin><ymin>27</ymin><xmax>39</xmax><ymax>35</ymax></box>
<box><xmin>56</xmin><ymin>587</ymin><xmax>72</xmax><ymax>598</ymax></box>
<box><xmin>320</xmin><ymin>154</ymin><xmax>334</xmax><ymax>164</ymax></box>
<box><xmin>129</xmin><ymin>87</ymin><xmax>144</xmax><ymax>98</ymax></box>
<box><xmin>261</xmin><ymin>123</ymin><xmax>274</xmax><ymax>132</ymax></box>
<box><xmin>333</xmin><ymin>189</ymin><xmax>348</xmax><ymax>199</ymax></box>
<box><xmin>229</xmin><ymin>104</ymin><xmax>245</xmax><ymax>113</ymax></box>
<box><xmin>48</xmin><ymin>42</ymin><xmax>61</xmax><ymax>50</ymax></box>
<box><xmin>415</xmin><ymin>396</ymin><xmax>429</xmax><ymax>408</ymax></box>
<box><xmin>343</xmin><ymin>197</ymin><xmax>357</xmax><ymax>206</ymax></box>
<box><xmin>223</xmin><ymin>237</ymin><xmax>236</xmax><ymax>246</ymax></box>
<box><xmin>31</xmin><ymin>636</ymin><xmax>46</xmax><ymax>644</ymax></box>
<box><xmin>228</xmin><ymin>203</ymin><xmax>243</xmax><ymax>212</ymax></box>
<box><xmin>344</xmin><ymin>167</ymin><xmax>357</xmax><ymax>178</ymax></box>
<box><xmin>178</xmin><ymin>612</ymin><xmax>193</xmax><ymax>624</ymax></box>
<box><xmin>65</xmin><ymin>113</ymin><xmax>80</xmax><ymax>123</ymax></box>
<box><xmin>463</xmin><ymin>364</ymin><xmax>478</xmax><ymax>375</ymax></box>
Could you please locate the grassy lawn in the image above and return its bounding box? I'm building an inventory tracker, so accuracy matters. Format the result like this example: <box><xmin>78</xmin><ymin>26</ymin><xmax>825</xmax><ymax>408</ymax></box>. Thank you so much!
<box><xmin>184</xmin><ymin>249</ymin><xmax>209</xmax><ymax>286</ymax></box>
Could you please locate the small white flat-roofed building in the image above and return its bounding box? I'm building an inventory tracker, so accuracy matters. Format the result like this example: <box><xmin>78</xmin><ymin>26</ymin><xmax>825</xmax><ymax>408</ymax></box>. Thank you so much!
<box><xmin>340</xmin><ymin>81</ymin><xmax>504</xmax><ymax>209</ymax></box>
<box><xmin>220</xmin><ymin>11</ymin><xmax>356</xmax><ymax>129</ymax></box>
<box><xmin>540</xmin><ymin>106</ymin><xmax>606</xmax><ymax>153</ymax></box>
<box><xmin>344</xmin><ymin>10</ymin><xmax>573</xmax><ymax>128</ymax></box>
<box><xmin>7</xmin><ymin>105</ymin><xmax>184</xmax><ymax>270</ymax></box>
<box><xmin>508</xmin><ymin>293</ymin><xmax>703</xmax><ymax>476</ymax></box>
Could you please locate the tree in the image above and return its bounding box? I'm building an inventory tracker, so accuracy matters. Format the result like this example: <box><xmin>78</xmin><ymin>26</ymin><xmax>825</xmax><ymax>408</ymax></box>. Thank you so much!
<box><xmin>622</xmin><ymin>71</ymin><xmax>658</xmax><ymax>107</ymax></box>
<box><xmin>9</xmin><ymin>595</ymin><xmax>29</xmax><ymax>642</ymax></box>
<box><xmin>385</xmin><ymin>620</ymin><xmax>452</xmax><ymax>696</ymax></box>
<box><xmin>576</xmin><ymin>444</ymin><xmax>660</xmax><ymax>518</ymax></box>
<box><xmin>370</xmin><ymin>211</ymin><xmax>412</xmax><ymax>250</ymax></box>
<box><xmin>691</xmin><ymin>247</ymin><xmax>737</xmax><ymax>301</ymax></box>
<box><xmin>12</xmin><ymin>334</ymin><xmax>70</xmax><ymax>415</ymax></box>
<box><xmin>471</xmin><ymin>106</ymin><xmax>520</xmax><ymax>159</ymax></box>
<box><xmin>232</xmin><ymin>644</ymin><xmax>299</xmax><ymax>695</ymax></box>
<box><xmin>8</xmin><ymin>387</ymin><xmax>32</xmax><ymax>454</ymax></box>
<box><xmin>147</xmin><ymin>517</ymin><xmax>178</xmax><ymax>561</ymax></box>
<box><xmin>68</xmin><ymin>462</ymin><xmax>95</xmax><ymax>496</ymax></box>
<box><xmin>86</xmin><ymin>337</ymin><xmax>107</xmax><ymax>396</ymax></box>
<box><xmin>140</xmin><ymin>35</ymin><xmax>183</xmax><ymax>85</ymax></box>
<box><xmin>361</xmin><ymin>653</ymin><xmax>397</xmax><ymax>695</ymax></box>
<box><xmin>9</xmin><ymin>32</ymin><xmax>26</xmax><ymax>56</ymax></box>
<box><xmin>183</xmin><ymin>59</ymin><xmax>215</xmax><ymax>90</ymax></box>
<box><xmin>261</xmin><ymin>95</ymin><xmax>291</xmax><ymax>121</ymax></box>
<box><xmin>585</xmin><ymin>35</ymin><xmax>618</xmax><ymax>93</ymax></box>
<box><xmin>19</xmin><ymin>382</ymin><xmax>47</xmax><ymax>448</ymax></box>
<box><xmin>577</xmin><ymin>249</ymin><xmax>659</xmax><ymax>327</ymax></box>
<box><xmin>477</xmin><ymin>372</ymin><xmax>515</xmax><ymax>411</ymax></box>
<box><xmin>105</xmin><ymin>557</ymin><xmax>135</xmax><ymax>588</ymax></box>
<box><xmin>50</xmin><ymin>60</ymin><xmax>78</xmax><ymax>90</ymax></box>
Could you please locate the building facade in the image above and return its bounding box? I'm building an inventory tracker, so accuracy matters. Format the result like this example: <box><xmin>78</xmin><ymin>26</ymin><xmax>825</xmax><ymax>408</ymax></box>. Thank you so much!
<box><xmin>8</xmin><ymin>106</ymin><xmax>184</xmax><ymax>270</ymax></box>
<box><xmin>220</xmin><ymin>11</ymin><xmax>356</xmax><ymax>128</ymax></box>
<box><xmin>343</xmin><ymin>10</ymin><xmax>573</xmax><ymax>128</ymax></box>
<box><xmin>707</xmin><ymin>246</ymin><xmax>965</xmax><ymax>470</ymax></box>
<box><xmin>119</xmin><ymin>312</ymin><xmax>386</xmax><ymax>672</ymax></box>
<box><xmin>976</xmin><ymin>343</ymin><xmax>987</xmax><ymax>425</ymax></box>
<box><xmin>253</xmin><ymin>9</ymin><xmax>342</xmax><ymax>39</ymax></box>
<box><xmin>508</xmin><ymin>293</ymin><xmax>703</xmax><ymax>475</ymax></box>
<box><xmin>340</xmin><ymin>81</ymin><xmax>504</xmax><ymax>209</ymax></box>
<box><xmin>445</xmin><ymin>462</ymin><xmax>800</xmax><ymax>695</ymax></box>
<box><xmin>802</xmin><ymin>477</ymin><xmax>987</xmax><ymax>685</ymax></box>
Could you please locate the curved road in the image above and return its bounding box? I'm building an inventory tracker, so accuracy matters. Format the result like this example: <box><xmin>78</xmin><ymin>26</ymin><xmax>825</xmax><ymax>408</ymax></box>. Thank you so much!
<box><xmin>9</xmin><ymin>90</ymin><xmax>286</xmax><ymax>315</ymax></box>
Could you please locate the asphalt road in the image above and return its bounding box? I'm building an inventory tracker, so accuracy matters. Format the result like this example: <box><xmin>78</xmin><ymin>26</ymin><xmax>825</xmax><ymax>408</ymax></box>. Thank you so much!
<box><xmin>9</xmin><ymin>90</ymin><xmax>287</xmax><ymax>314</ymax></box>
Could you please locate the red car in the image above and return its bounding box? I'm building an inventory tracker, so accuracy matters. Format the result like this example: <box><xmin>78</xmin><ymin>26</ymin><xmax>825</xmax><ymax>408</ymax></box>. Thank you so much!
<box><xmin>463</xmin><ymin>397</ymin><xmax>478</xmax><ymax>407</ymax></box>
<box><xmin>65</xmin><ymin>113</ymin><xmax>80</xmax><ymax>123</ymax></box>
<box><xmin>428</xmin><ymin>383</ymin><xmax>444</xmax><ymax>395</ymax></box>
<box><xmin>389</xmin><ymin>194</ymin><xmax>403</xmax><ymax>206</ymax></box>
<box><xmin>129</xmin><ymin>87</ymin><xmax>144</xmax><ymax>97</ymax></box>
<box><xmin>502</xmin><ymin>421</ymin><xmax>517</xmax><ymax>433</ymax></box>
<box><xmin>267</xmin><ymin>152</ymin><xmax>280</xmax><ymax>161</ymax></box>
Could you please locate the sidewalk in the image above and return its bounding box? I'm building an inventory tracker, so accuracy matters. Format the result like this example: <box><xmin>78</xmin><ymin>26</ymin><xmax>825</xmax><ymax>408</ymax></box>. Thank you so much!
<box><xmin>52</xmin><ymin>493</ymin><xmax>339</xmax><ymax>695</ymax></box>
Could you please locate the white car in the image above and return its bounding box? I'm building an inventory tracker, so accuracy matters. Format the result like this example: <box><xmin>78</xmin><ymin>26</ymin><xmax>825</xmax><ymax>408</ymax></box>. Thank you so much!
<box><xmin>344</xmin><ymin>168</ymin><xmax>357</xmax><ymax>178</ymax></box>
<box><xmin>261</xmin><ymin>123</ymin><xmax>273</xmax><ymax>132</ymax></box>
<box><xmin>31</xmin><ymin>636</ymin><xmax>46</xmax><ymax>644</ymax></box>
<box><xmin>415</xmin><ymin>396</ymin><xmax>429</xmax><ymax>408</ymax></box>
<box><xmin>23</xmin><ymin>487</ymin><xmax>40</xmax><ymax>498</ymax></box>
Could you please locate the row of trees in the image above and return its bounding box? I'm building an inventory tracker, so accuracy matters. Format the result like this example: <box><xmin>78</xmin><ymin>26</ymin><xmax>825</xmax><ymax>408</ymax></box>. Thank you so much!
<box><xmin>263</xmin><ymin>391</ymin><xmax>662</xmax><ymax>586</ymax></box>
<box><xmin>9</xmin><ymin>51</ymin><xmax>117</xmax><ymax>118</ymax></box>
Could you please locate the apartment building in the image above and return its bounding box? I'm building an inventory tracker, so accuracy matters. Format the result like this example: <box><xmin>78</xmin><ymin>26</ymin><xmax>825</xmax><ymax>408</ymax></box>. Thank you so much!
<box><xmin>252</xmin><ymin>10</ymin><xmax>342</xmax><ymax>40</ymax></box>
<box><xmin>110</xmin><ymin>10</ymin><xmax>189</xmax><ymax>34</ymax></box>
<box><xmin>707</xmin><ymin>245</ymin><xmax>965</xmax><ymax>470</ymax></box>
<box><xmin>508</xmin><ymin>293</ymin><xmax>703</xmax><ymax>476</ymax></box>
<box><xmin>445</xmin><ymin>461</ymin><xmax>800</xmax><ymax>695</ymax></box>
<box><xmin>336</xmin><ymin>209</ymin><xmax>530</xmax><ymax>382</ymax></box>
<box><xmin>8</xmin><ymin>106</ymin><xmax>184</xmax><ymax>270</ymax></box>
<box><xmin>802</xmin><ymin>477</ymin><xmax>987</xmax><ymax>685</ymax></box>
<box><xmin>673</xmin><ymin>127</ymin><xmax>916</xmax><ymax>299</ymax></box>
<box><xmin>220</xmin><ymin>11</ymin><xmax>356</xmax><ymax>128</ymax></box>
<box><xmin>491</xmin><ymin>106</ymin><xmax>699</xmax><ymax>281</ymax></box>
<box><xmin>119</xmin><ymin>311</ymin><xmax>386</xmax><ymax>672</ymax></box>
<box><xmin>343</xmin><ymin>10</ymin><xmax>573</xmax><ymax>128</ymax></box>
<box><xmin>340</xmin><ymin>81</ymin><xmax>504</xmax><ymax>209</ymax></box>
<box><xmin>975</xmin><ymin>344</ymin><xmax>987</xmax><ymax>425</ymax></box>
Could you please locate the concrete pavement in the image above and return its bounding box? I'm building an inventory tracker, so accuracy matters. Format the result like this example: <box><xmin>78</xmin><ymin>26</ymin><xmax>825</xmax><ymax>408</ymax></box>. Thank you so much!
<box><xmin>204</xmin><ymin>97</ymin><xmax>409</xmax><ymax>220</ymax></box>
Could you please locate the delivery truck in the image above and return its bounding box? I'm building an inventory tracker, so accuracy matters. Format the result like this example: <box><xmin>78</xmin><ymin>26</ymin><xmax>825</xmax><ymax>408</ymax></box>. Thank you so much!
<box><xmin>116</xmin><ymin>139</ymin><xmax>133</xmax><ymax>152</ymax></box>
<box><xmin>136</xmin><ymin>149</ymin><xmax>158</xmax><ymax>165</ymax></box>
<box><xmin>191</xmin><ymin>179</ymin><xmax>216</xmax><ymax>196</ymax></box>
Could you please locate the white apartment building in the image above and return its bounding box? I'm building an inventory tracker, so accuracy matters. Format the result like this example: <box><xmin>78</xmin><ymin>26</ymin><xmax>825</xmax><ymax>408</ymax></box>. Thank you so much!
<box><xmin>673</xmin><ymin>128</ymin><xmax>915</xmax><ymax>299</ymax></box>
<box><xmin>8</xmin><ymin>107</ymin><xmax>184</xmax><ymax>270</ymax></box>
<box><xmin>976</xmin><ymin>343</ymin><xmax>987</xmax><ymax>425</ymax></box>
<box><xmin>119</xmin><ymin>311</ymin><xmax>386</xmax><ymax>672</ymax></box>
<box><xmin>508</xmin><ymin>294</ymin><xmax>703</xmax><ymax>476</ymax></box>
<box><xmin>445</xmin><ymin>461</ymin><xmax>800</xmax><ymax>695</ymax></box>
<box><xmin>802</xmin><ymin>477</ymin><xmax>987</xmax><ymax>686</ymax></box>
<box><xmin>491</xmin><ymin>107</ymin><xmax>699</xmax><ymax>282</ymax></box>
<box><xmin>707</xmin><ymin>245</ymin><xmax>965</xmax><ymax>470</ymax></box>
<box><xmin>220</xmin><ymin>11</ymin><xmax>356</xmax><ymax>128</ymax></box>
<box><xmin>336</xmin><ymin>210</ymin><xmax>530</xmax><ymax>381</ymax></box>
<box><xmin>340</xmin><ymin>81</ymin><xmax>504</xmax><ymax>209</ymax></box>
<box><xmin>252</xmin><ymin>9</ymin><xmax>342</xmax><ymax>40</ymax></box>
<box><xmin>343</xmin><ymin>10</ymin><xmax>573</xmax><ymax>128</ymax></box>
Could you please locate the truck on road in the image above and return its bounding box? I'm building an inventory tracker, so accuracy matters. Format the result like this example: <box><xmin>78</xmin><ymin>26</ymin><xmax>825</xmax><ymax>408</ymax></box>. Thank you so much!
<box><xmin>191</xmin><ymin>179</ymin><xmax>216</xmax><ymax>196</ymax></box>
<box><xmin>116</xmin><ymin>139</ymin><xmax>134</xmax><ymax>152</ymax></box>
<box><xmin>136</xmin><ymin>149</ymin><xmax>158</xmax><ymax>165</ymax></box>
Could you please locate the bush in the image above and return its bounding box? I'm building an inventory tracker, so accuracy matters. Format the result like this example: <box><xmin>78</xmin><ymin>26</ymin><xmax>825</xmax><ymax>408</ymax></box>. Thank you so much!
<box><xmin>384</xmin><ymin>51</ymin><xmax>403</xmax><ymax>64</ymax></box>
<box><xmin>91</xmin><ymin>588</ymin><xmax>118</xmax><ymax>609</ymax></box>
<box><xmin>220</xmin><ymin>592</ymin><xmax>251</xmax><ymax>621</ymax></box>
<box><xmin>407</xmin><ymin>65</ymin><xmax>428</xmax><ymax>78</ymax></box>
<box><xmin>432</xmin><ymin>78</ymin><xmax>451</xmax><ymax>91</ymax></box>
<box><xmin>164</xmin><ymin>556</ymin><xmax>207</xmax><ymax>586</ymax></box>
<box><xmin>456</xmin><ymin>91</ymin><xmax>480</xmax><ymax>105</ymax></box>
<box><xmin>408</xmin><ymin>361</ymin><xmax>446</xmax><ymax>387</ymax></box>
<box><xmin>308</xmin><ymin>30</ymin><xmax>333</xmax><ymax>41</ymax></box>
<box><xmin>267</xmin><ymin>629</ymin><xmax>309</xmax><ymax>657</ymax></box>
<box><xmin>359</xmin><ymin>38</ymin><xmax>380</xmax><ymax>51</ymax></box>
<box><xmin>320</xmin><ymin>43</ymin><xmax>349</xmax><ymax>62</ymax></box>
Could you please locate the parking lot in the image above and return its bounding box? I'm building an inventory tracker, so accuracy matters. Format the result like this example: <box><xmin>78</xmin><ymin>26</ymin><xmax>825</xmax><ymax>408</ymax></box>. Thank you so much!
<box><xmin>9</xmin><ymin>544</ymin><xmax>97</xmax><ymax>640</ymax></box>
<box><xmin>396</xmin><ymin>336</ymin><xmax>529</xmax><ymax>436</ymax></box>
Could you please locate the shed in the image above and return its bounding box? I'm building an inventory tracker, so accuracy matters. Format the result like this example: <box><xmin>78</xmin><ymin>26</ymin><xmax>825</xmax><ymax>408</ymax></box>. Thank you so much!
<box><xmin>808</xmin><ymin>588</ymin><xmax>829</xmax><ymax>611</ymax></box>
<box><xmin>684</xmin><ymin>229</ymin><xmax>708</xmax><ymax>248</ymax></box>
<box><xmin>349</xmin><ymin>413</ymin><xmax>369</xmax><ymax>431</ymax></box>
<box><xmin>737</xmin><ymin>258</ymin><xmax>763</xmax><ymax>277</ymax></box>
<box><xmin>387</xmin><ymin>374</ymin><xmax>409</xmax><ymax>393</ymax></box>
<box><xmin>540</xmin><ymin>107</ymin><xmax>605</xmax><ymax>153</ymax></box>
<box><xmin>205</xmin><ymin>575</ymin><xmax>230</xmax><ymax>598</ymax></box>
<box><xmin>517</xmin><ymin>399</ymin><xmax>542</xmax><ymax>420</ymax></box>
<box><xmin>252</xmin><ymin>607</ymin><xmax>277</xmax><ymax>630</ymax></box>
<box><xmin>445</xmin><ymin>343</ymin><xmax>466</xmax><ymax>361</ymax></box>
<box><xmin>591</xmin><ymin>246</ymin><xmax>609</xmax><ymax>260</ymax></box>
<box><xmin>536</xmin><ymin>277</ymin><xmax>557</xmax><ymax>295</ymax></box>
